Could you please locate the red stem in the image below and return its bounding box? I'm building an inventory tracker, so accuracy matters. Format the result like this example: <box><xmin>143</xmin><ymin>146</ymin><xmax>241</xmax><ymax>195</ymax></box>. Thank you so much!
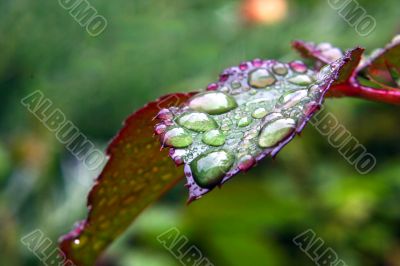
<box><xmin>329</xmin><ymin>83</ymin><xmax>400</xmax><ymax>105</ymax></box>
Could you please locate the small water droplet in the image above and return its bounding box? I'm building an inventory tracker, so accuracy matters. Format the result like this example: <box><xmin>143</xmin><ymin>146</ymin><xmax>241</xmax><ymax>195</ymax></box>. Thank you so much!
<box><xmin>238</xmin><ymin>154</ymin><xmax>256</xmax><ymax>171</ymax></box>
<box><xmin>190</xmin><ymin>150</ymin><xmax>234</xmax><ymax>188</ymax></box>
<box><xmin>252</xmin><ymin>107</ymin><xmax>268</xmax><ymax>119</ymax></box>
<box><xmin>231</xmin><ymin>80</ymin><xmax>242</xmax><ymax>89</ymax></box>
<box><xmin>288</xmin><ymin>75</ymin><xmax>313</xmax><ymax>86</ymax></box>
<box><xmin>237</xmin><ymin>116</ymin><xmax>252</xmax><ymax>127</ymax></box>
<box><xmin>219</xmin><ymin>73</ymin><xmax>230</xmax><ymax>82</ymax></box>
<box><xmin>163</xmin><ymin>127</ymin><xmax>193</xmax><ymax>148</ymax></box>
<box><xmin>156</xmin><ymin>108</ymin><xmax>173</xmax><ymax>121</ymax></box>
<box><xmin>249</xmin><ymin>68</ymin><xmax>276</xmax><ymax>88</ymax></box>
<box><xmin>177</xmin><ymin>112</ymin><xmax>218</xmax><ymax>132</ymax></box>
<box><xmin>207</xmin><ymin>83</ymin><xmax>218</xmax><ymax>91</ymax></box>
<box><xmin>188</xmin><ymin>92</ymin><xmax>238</xmax><ymax>115</ymax></box>
<box><xmin>220</xmin><ymin>86</ymin><xmax>230</xmax><ymax>93</ymax></box>
<box><xmin>278</xmin><ymin>89</ymin><xmax>308</xmax><ymax>109</ymax></box>
<box><xmin>252</xmin><ymin>58</ymin><xmax>263</xmax><ymax>67</ymax></box>
<box><xmin>258</xmin><ymin>119</ymin><xmax>296</xmax><ymax>148</ymax></box>
<box><xmin>202</xmin><ymin>129</ymin><xmax>226</xmax><ymax>146</ymax></box>
<box><xmin>239</xmin><ymin>62</ymin><xmax>249</xmax><ymax>70</ymax></box>
<box><xmin>154</xmin><ymin>123</ymin><xmax>167</xmax><ymax>135</ymax></box>
<box><xmin>249</xmin><ymin>89</ymin><xmax>257</xmax><ymax>95</ymax></box>
<box><xmin>272</xmin><ymin>63</ymin><xmax>288</xmax><ymax>76</ymax></box>
<box><xmin>289</xmin><ymin>61</ymin><xmax>308</xmax><ymax>73</ymax></box>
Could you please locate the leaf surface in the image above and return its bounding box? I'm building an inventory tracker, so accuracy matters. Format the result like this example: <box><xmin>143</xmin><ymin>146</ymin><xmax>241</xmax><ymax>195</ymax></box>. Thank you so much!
<box><xmin>155</xmin><ymin>52</ymin><xmax>360</xmax><ymax>201</ymax></box>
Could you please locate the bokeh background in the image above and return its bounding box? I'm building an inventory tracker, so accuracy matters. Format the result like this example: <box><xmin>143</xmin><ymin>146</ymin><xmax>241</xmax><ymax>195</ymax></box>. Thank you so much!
<box><xmin>1</xmin><ymin>0</ymin><xmax>400</xmax><ymax>265</ymax></box>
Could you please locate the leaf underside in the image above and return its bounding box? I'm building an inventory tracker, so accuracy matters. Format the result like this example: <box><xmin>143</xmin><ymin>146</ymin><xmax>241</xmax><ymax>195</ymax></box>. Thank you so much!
<box><xmin>59</xmin><ymin>93</ymin><xmax>194</xmax><ymax>266</ymax></box>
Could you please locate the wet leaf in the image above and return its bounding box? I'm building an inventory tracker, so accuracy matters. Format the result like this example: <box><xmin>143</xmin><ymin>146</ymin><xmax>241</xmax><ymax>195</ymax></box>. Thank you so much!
<box><xmin>155</xmin><ymin>53</ymin><xmax>358</xmax><ymax>201</ymax></box>
<box><xmin>59</xmin><ymin>92</ymin><xmax>194</xmax><ymax>266</ymax></box>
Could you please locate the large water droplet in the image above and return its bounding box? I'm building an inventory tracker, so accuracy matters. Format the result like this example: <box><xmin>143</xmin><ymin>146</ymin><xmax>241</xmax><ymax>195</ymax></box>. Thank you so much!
<box><xmin>188</xmin><ymin>92</ymin><xmax>238</xmax><ymax>115</ymax></box>
<box><xmin>202</xmin><ymin>129</ymin><xmax>226</xmax><ymax>146</ymax></box>
<box><xmin>252</xmin><ymin>107</ymin><xmax>268</xmax><ymax>119</ymax></box>
<box><xmin>288</xmin><ymin>75</ymin><xmax>313</xmax><ymax>86</ymax></box>
<box><xmin>163</xmin><ymin>127</ymin><xmax>193</xmax><ymax>148</ymax></box>
<box><xmin>248</xmin><ymin>68</ymin><xmax>276</xmax><ymax>88</ymax></box>
<box><xmin>190</xmin><ymin>150</ymin><xmax>234</xmax><ymax>188</ymax></box>
<box><xmin>258</xmin><ymin>119</ymin><xmax>296</xmax><ymax>148</ymax></box>
<box><xmin>177</xmin><ymin>112</ymin><xmax>218</xmax><ymax>132</ymax></box>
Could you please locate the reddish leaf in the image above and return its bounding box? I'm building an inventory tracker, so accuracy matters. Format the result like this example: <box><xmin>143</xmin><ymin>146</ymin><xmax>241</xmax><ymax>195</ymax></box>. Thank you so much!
<box><xmin>357</xmin><ymin>35</ymin><xmax>400</xmax><ymax>89</ymax></box>
<box><xmin>59</xmin><ymin>92</ymin><xmax>195</xmax><ymax>266</ymax></box>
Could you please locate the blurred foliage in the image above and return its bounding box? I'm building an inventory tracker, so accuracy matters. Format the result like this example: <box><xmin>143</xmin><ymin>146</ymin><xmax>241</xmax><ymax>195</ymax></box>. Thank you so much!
<box><xmin>0</xmin><ymin>0</ymin><xmax>399</xmax><ymax>265</ymax></box>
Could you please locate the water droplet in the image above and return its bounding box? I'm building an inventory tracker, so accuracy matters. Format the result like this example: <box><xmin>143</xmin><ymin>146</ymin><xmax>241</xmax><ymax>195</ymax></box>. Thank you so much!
<box><xmin>231</xmin><ymin>80</ymin><xmax>242</xmax><ymax>89</ymax></box>
<box><xmin>279</xmin><ymin>90</ymin><xmax>308</xmax><ymax>109</ymax></box>
<box><xmin>188</xmin><ymin>92</ymin><xmax>238</xmax><ymax>115</ymax></box>
<box><xmin>207</xmin><ymin>83</ymin><xmax>218</xmax><ymax>91</ymax></box>
<box><xmin>289</xmin><ymin>61</ymin><xmax>308</xmax><ymax>73</ymax></box>
<box><xmin>252</xmin><ymin>58</ymin><xmax>263</xmax><ymax>67</ymax></box>
<box><xmin>239</xmin><ymin>62</ymin><xmax>249</xmax><ymax>70</ymax></box>
<box><xmin>249</xmin><ymin>89</ymin><xmax>257</xmax><ymax>95</ymax></box>
<box><xmin>177</xmin><ymin>112</ymin><xmax>218</xmax><ymax>132</ymax></box>
<box><xmin>156</xmin><ymin>108</ymin><xmax>173</xmax><ymax>121</ymax></box>
<box><xmin>220</xmin><ymin>86</ymin><xmax>230</xmax><ymax>93</ymax></box>
<box><xmin>238</xmin><ymin>155</ymin><xmax>256</xmax><ymax>171</ymax></box>
<box><xmin>252</xmin><ymin>107</ymin><xmax>268</xmax><ymax>119</ymax></box>
<box><xmin>202</xmin><ymin>129</ymin><xmax>226</xmax><ymax>146</ymax></box>
<box><xmin>237</xmin><ymin>116</ymin><xmax>252</xmax><ymax>127</ymax></box>
<box><xmin>154</xmin><ymin>123</ymin><xmax>167</xmax><ymax>135</ymax></box>
<box><xmin>163</xmin><ymin>127</ymin><xmax>193</xmax><ymax>148</ymax></box>
<box><xmin>258</xmin><ymin>119</ymin><xmax>296</xmax><ymax>148</ymax></box>
<box><xmin>249</xmin><ymin>68</ymin><xmax>276</xmax><ymax>88</ymax></box>
<box><xmin>219</xmin><ymin>73</ymin><xmax>230</xmax><ymax>82</ymax></box>
<box><xmin>190</xmin><ymin>150</ymin><xmax>234</xmax><ymax>188</ymax></box>
<box><xmin>288</xmin><ymin>75</ymin><xmax>313</xmax><ymax>86</ymax></box>
<box><xmin>272</xmin><ymin>63</ymin><xmax>288</xmax><ymax>76</ymax></box>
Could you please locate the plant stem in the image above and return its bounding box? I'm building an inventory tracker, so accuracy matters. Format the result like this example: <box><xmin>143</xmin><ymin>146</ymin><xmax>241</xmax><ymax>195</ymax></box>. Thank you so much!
<box><xmin>328</xmin><ymin>83</ymin><xmax>400</xmax><ymax>105</ymax></box>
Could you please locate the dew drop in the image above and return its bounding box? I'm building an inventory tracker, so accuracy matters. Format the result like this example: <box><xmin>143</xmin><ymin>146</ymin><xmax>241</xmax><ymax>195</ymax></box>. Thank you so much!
<box><xmin>163</xmin><ymin>127</ymin><xmax>193</xmax><ymax>148</ymax></box>
<box><xmin>237</xmin><ymin>116</ymin><xmax>252</xmax><ymax>127</ymax></box>
<box><xmin>258</xmin><ymin>119</ymin><xmax>296</xmax><ymax>148</ymax></box>
<box><xmin>289</xmin><ymin>61</ymin><xmax>308</xmax><ymax>73</ymax></box>
<box><xmin>190</xmin><ymin>150</ymin><xmax>234</xmax><ymax>188</ymax></box>
<box><xmin>231</xmin><ymin>80</ymin><xmax>242</xmax><ymax>89</ymax></box>
<box><xmin>176</xmin><ymin>112</ymin><xmax>218</xmax><ymax>132</ymax></box>
<box><xmin>288</xmin><ymin>75</ymin><xmax>313</xmax><ymax>86</ymax></box>
<box><xmin>207</xmin><ymin>83</ymin><xmax>218</xmax><ymax>91</ymax></box>
<box><xmin>252</xmin><ymin>107</ymin><xmax>268</xmax><ymax>119</ymax></box>
<box><xmin>239</xmin><ymin>62</ymin><xmax>249</xmax><ymax>70</ymax></box>
<box><xmin>238</xmin><ymin>154</ymin><xmax>256</xmax><ymax>171</ymax></box>
<box><xmin>154</xmin><ymin>123</ymin><xmax>167</xmax><ymax>135</ymax></box>
<box><xmin>272</xmin><ymin>63</ymin><xmax>288</xmax><ymax>76</ymax></box>
<box><xmin>249</xmin><ymin>89</ymin><xmax>257</xmax><ymax>95</ymax></box>
<box><xmin>248</xmin><ymin>68</ymin><xmax>276</xmax><ymax>88</ymax></box>
<box><xmin>156</xmin><ymin>108</ymin><xmax>173</xmax><ymax>121</ymax></box>
<box><xmin>278</xmin><ymin>89</ymin><xmax>308</xmax><ymax>109</ymax></box>
<box><xmin>252</xmin><ymin>58</ymin><xmax>263</xmax><ymax>67</ymax></box>
<box><xmin>202</xmin><ymin>129</ymin><xmax>226</xmax><ymax>146</ymax></box>
<box><xmin>188</xmin><ymin>92</ymin><xmax>238</xmax><ymax>115</ymax></box>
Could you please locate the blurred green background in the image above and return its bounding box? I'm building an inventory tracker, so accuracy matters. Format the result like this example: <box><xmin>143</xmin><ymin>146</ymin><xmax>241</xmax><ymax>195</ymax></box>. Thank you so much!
<box><xmin>1</xmin><ymin>0</ymin><xmax>400</xmax><ymax>265</ymax></box>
